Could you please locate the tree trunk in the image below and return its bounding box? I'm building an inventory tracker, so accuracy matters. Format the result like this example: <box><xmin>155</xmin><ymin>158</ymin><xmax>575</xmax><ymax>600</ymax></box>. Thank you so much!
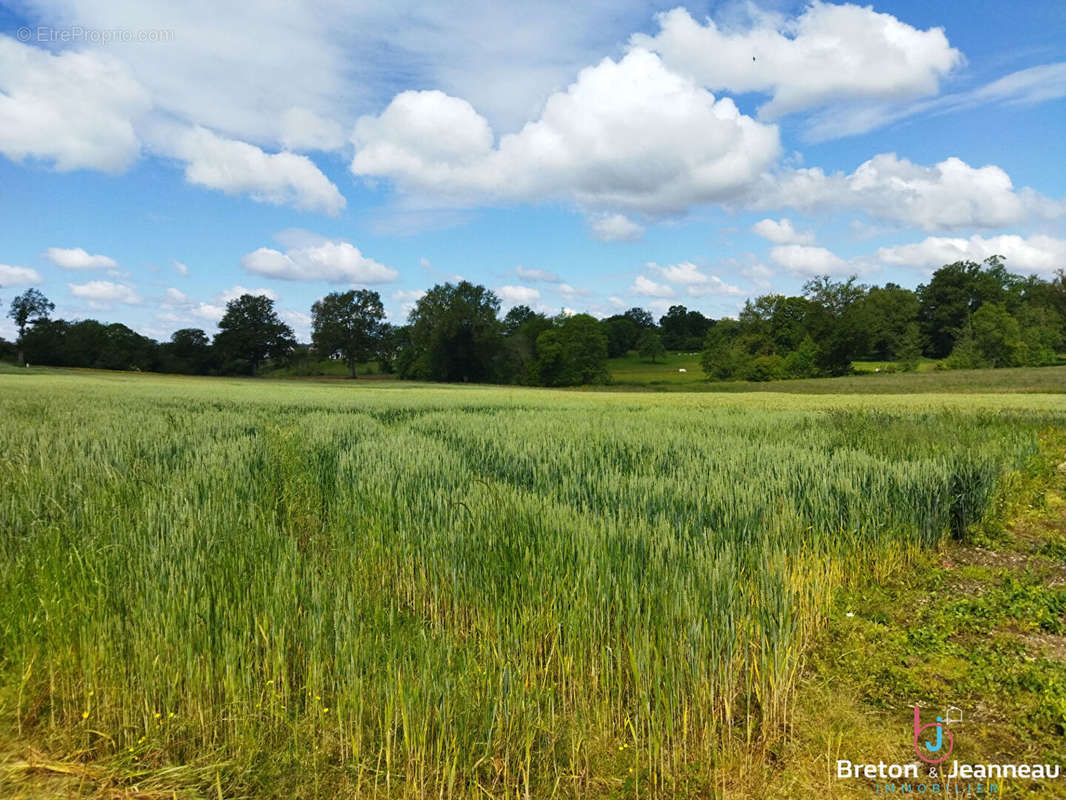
<box><xmin>348</xmin><ymin>359</ymin><xmax>356</xmax><ymax>379</ymax></box>
<box><xmin>17</xmin><ymin>348</ymin><xmax>24</xmax><ymax>366</ymax></box>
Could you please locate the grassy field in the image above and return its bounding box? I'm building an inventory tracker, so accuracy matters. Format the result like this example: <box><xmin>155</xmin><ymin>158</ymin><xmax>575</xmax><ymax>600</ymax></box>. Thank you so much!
<box><xmin>1</xmin><ymin>370</ymin><xmax>1065</xmax><ymax>798</ymax></box>
<box><xmin>605</xmin><ymin>352</ymin><xmax>1066</xmax><ymax>394</ymax></box>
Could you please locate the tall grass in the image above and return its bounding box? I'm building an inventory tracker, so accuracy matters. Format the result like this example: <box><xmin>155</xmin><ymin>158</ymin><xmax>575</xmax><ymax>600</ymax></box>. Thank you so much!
<box><xmin>0</xmin><ymin>373</ymin><xmax>1062</xmax><ymax>797</ymax></box>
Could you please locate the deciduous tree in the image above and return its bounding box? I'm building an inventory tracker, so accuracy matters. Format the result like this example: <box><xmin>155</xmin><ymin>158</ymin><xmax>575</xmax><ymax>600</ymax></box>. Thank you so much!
<box><xmin>7</xmin><ymin>288</ymin><xmax>54</xmax><ymax>365</ymax></box>
<box><xmin>311</xmin><ymin>290</ymin><xmax>385</xmax><ymax>378</ymax></box>
<box><xmin>213</xmin><ymin>294</ymin><xmax>295</xmax><ymax>376</ymax></box>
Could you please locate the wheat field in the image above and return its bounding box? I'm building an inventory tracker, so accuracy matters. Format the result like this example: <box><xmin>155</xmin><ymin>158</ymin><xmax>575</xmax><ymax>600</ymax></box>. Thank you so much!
<box><xmin>1</xmin><ymin>371</ymin><xmax>1063</xmax><ymax>797</ymax></box>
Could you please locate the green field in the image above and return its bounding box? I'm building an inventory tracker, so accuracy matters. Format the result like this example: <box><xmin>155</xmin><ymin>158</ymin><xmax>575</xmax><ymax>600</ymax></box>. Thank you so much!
<box><xmin>1</xmin><ymin>370</ymin><xmax>1065</xmax><ymax>798</ymax></box>
<box><xmin>605</xmin><ymin>352</ymin><xmax>1066</xmax><ymax>394</ymax></box>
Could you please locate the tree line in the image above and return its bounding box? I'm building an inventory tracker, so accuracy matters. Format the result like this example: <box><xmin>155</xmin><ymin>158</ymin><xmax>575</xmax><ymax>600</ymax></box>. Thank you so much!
<box><xmin>3</xmin><ymin>256</ymin><xmax>1064</xmax><ymax>383</ymax></box>
<box><xmin>702</xmin><ymin>257</ymin><xmax>1064</xmax><ymax>381</ymax></box>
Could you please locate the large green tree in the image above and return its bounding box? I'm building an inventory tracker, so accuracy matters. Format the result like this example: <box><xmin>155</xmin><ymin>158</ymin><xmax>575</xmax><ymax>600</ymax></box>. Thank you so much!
<box><xmin>532</xmin><ymin>314</ymin><xmax>609</xmax><ymax>386</ymax></box>
<box><xmin>970</xmin><ymin>302</ymin><xmax>1025</xmax><ymax>368</ymax></box>
<box><xmin>856</xmin><ymin>284</ymin><xmax>920</xmax><ymax>360</ymax></box>
<box><xmin>160</xmin><ymin>328</ymin><xmax>213</xmax><ymax>374</ymax></box>
<box><xmin>917</xmin><ymin>257</ymin><xmax>1019</xmax><ymax>358</ymax></box>
<box><xmin>403</xmin><ymin>281</ymin><xmax>504</xmax><ymax>382</ymax></box>
<box><xmin>310</xmin><ymin>289</ymin><xmax>385</xmax><ymax>378</ymax></box>
<box><xmin>802</xmin><ymin>275</ymin><xmax>868</xmax><ymax>375</ymax></box>
<box><xmin>658</xmin><ymin>305</ymin><xmax>712</xmax><ymax>351</ymax></box>
<box><xmin>7</xmin><ymin>288</ymin><xmax>54</xmax><ymax>365</ymax></box>
<box><xmin>636</xmin><ymin>329</ymin><xmax>666</xmax><ymax>363</ymax></box>
<box><xmin>213</xmin><ymin>294</ymin><xmax>295</xmax><ymax>376</ymax></box>
<box><xmin>501</xmin><ymin>306</ymin><xmax>553</xmax><ymax>383</ymax></box>
<box><xmin>601</xmin><ymin>314</ymin><xmax>641</xmax><ymax>358</ymax></box>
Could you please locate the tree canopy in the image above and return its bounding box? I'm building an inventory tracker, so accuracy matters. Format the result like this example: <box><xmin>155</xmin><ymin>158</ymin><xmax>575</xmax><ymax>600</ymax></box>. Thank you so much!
<box><xmin>213</xmin><ymin>294</ymin><xmax>295</xmax><ymax>376</ymax></box>
<box><xmin>403</xmin><ymin>281</ymin><xmax>504</xmax><ymax>382</ymax></box>
<box><xmin>311</xmin><ymin>289</ymin><xmax>386</xmax><ymax>378</ymax></box>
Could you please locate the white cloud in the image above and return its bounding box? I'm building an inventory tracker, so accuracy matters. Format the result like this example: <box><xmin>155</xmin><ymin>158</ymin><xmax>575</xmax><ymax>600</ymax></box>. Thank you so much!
<box><xmin>758</xmin><ymin>153</ymin><xmax>1063</xmax><ymax>232</ymax></box>
<box><xmin>164</xmin><ymin>125</ymin><xmax>346</xmax><ymax>215</ymax></box>
<box><xmin>497</xmin><ymin>285</ymin><xmax>541</xmax><ymax>305</ymax></box>
<box><xmin>241</xmin><ymin>240</ymin><xmax>399</xmax><ymax>283</ymax></box>
<box><xmin>281</xmin><ymin>309</ymin><xmax>312</xmax><ymax>338</ymax></box>
<box><xmin>877</xmin><ymin>234</ymin><xmax>1066</xmax><ymax>276</ymax></box>
<box><xmin>648</xmin><ymin>261</ymin><xmax>707</xmax><ymax>285</ymax></box>
<box><xmin>587</xmin><ymin>213</ymin><xmax>644</xmax><ymax>242</ymax></box>
<box><xmin>644</xmin><ymin>298</ymin><xmax>675</xmax><ymax>316</ymax></box>
<box><xmin>172</xmin><ymin>260</ymin><xmax>189</xmax><ymax>276</ymax></box>
<box><xmin>686</xmin><ymin>276</ymin><xmax>745</xmax><ymax>297</ymax></box>
<box><xmin>556</xmin><ymin>283</ymin><xmax>590</xmax><ymax>298</ymax></box>
<box><xmin>629</xmin><ymin>275</ymin><xmax>675</xmax><ymax>297</ymax></box>
<box><xmin>769</xmin><ymin>245</ymin><xmax>851</xmax><ymax>277</ymax></box>
<box><xmin>68</xmin><ymin>280</ymin><xmax>141</xmax><ymax>306</ymax></box>
<box><xmin>46</xmin><ymin>247</ymin><xmax>118</xmax><ymax>270</ymax></box>
<box><xmin>0</xmin><ymin>35</ymin><xmax>149</xmax><ymax>172</ymax></box>
<box><xmin>164</xmin><ymin>287</ymin><xmax>189</xmax><ymax>305</ymax></box>
<box><xmin>751</xmin><ymin>218</ymin><xmax>814</xmax><ymax>245</ymax></box>
<box><xmin>14</xmin><ymin>0</ymin><xmax>679</xmax><ymax>151</ymax></box>
<box><xmin>351</xmin><ymin>49</ymin><xmax>780</xmax><ymax>216</ymax></box>
<box><xmin>938</xmin><ymin>61</ymin><xmax>1066</xmax><ymax>112</ymax></box>
<box><xmin>192</xmin><ymin>303</ymin><xmax>225</xmax><ymax>323</ymax></box>
<box><xmin>808</xmin><ymin>62</ymin><xmax>1066</xmax><ymax>141</ymax></box>
<box><xmin>279</xmin><ymin>107</ymin><xmax>346</xmax><ymax>152</ymax></box>
<box><xmin>392</xmin><ymin>288</ymin><xmax>426</xmax><ymax>318</ymax></box>
<box><xmin>219</xmin><ymin>285</ymin><xmax>278</xmax><ymax>303</ymax></box>
<box><xmin>741</xmin><ymin>262</ymin><xmax>775</xmax><ymax>290</ymax></box>
<box><xmin>0</xmin><ymin>264</ymin><xmax>44</xmax><ymax>286</ymax></box>
<box><xmin>515</xmin><ymin>265</ymin><xmax>562</xmax><ymax>283</ymax></box>
<box><xmin>392</xmin><ymin>289</ymin><xmax>426</xmax><ymax>303</ymax></box>
<box><xmin>647</xmin><ymin>261</ymin><xmax>745</xmax><ymax>296</ymax></box>
<box><xmin>633</xmin><ymin>4</ymin><xmax>961</xmax><ymax>120</ymax></box>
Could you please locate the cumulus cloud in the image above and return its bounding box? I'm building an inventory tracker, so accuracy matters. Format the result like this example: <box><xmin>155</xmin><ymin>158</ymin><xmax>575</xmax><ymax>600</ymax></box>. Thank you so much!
<box><xmin>172</xmin><ymin>260</ymin><xmax>189</xmax><ymax>276</ymax></box>
<box><xmin>241</xmin><ymin>240</ymin><xmax>399</xmax><ymax>283</ymax></box>
<box><xmin>165</xmin><ymin>125</ymin><xmax>346</xmax><ymax>215</ymax></box>
<box><xmin>757</xmin><ymin>153</ymin><xmax>1063</xmax><ymax>231</ymax></box>
<box><xmin>68</xmin><ymin>280</ymin><xmax>141</xmax><ymax>306</ymax></box>
<box><xmin>351</xmin><ymin>49</ymin><xmax>780</xmax><ymax>216</ymax></box>
<box><xmin>46</xmin><ymin>247</ymin><xmax>118</xmax><ymax>270</ymax></box>
<box><xmin>0</xmin><ymin>36</ymin><xmax>150</xmax><ymax>172</ymax></box>
<box><xmin>751</xmin><ymin>218</ymin><xmax>815</xmax><ymax>245</ymax></box>
<box><xmin>164</xmin><ymin>287</ymin><xmax>189</xmax><ymax>305</ymax></box>
<box><xmin>497</xmin><ymin>285</ymin><xmax>541</xmax><ymax>305</ymax></box>
<box><xmin>515</xmin><ymin>265</ymin><xmax>562</xmax><ymax>283</ymax></box>
<box><xmin>0</xmin><ymin>264</ymin><xmax>43</xmax><ymax>286</ymax></box>
<box><xmin>192</xmin><ymin>303</ymin><xmax>225</xmax><ymax>323</ymax></box>
<box><xmin>647</xmin><ymin>261</ymin><xmax>745</xmax><ymax>296</ymax></box>
<box><xmin>769</xmin><ymin>245</ymin><xmax>852</xmax><ymax>277</ymax></box>
<box><xmin>556</xmin><ymin>283</ymin><xmax>590</xmax><ymax>298</ymax></box>
<box><xmin>587</xmin><ymin>213</ymin><xmax>644</xmax><ymax>242</ymax></box>
<box><xmin>633</xmin><ymin>4</ymin><xmax>961</xmax><ymax>120</ymax></box>
<box><xmin>648</xmin><ymin>261</ymin><xmax>709</xmax><ymax>286</ymax></box>
<box><xmin>629</xmin><ymin>275</ymin><xmax>675</xmax><ymax>297</ymax></box>
<box><xmin>877</xmin><ymin>234</ymin><xmax>1066</xmax><ymax>276</ymax></box>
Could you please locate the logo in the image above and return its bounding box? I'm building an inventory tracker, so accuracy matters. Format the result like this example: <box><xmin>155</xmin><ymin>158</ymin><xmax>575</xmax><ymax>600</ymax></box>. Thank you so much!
<box><xmin>914</xmin><ymin>705</ymin><xmax>955</xmax><ymax>764</ymax></box>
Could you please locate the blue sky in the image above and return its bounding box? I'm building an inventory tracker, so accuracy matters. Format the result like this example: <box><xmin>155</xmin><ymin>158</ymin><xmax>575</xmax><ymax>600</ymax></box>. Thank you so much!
<box><xmin>0</xmin><ymin>0</ymin><xmax>1064</xmax><ymax>342</ymax></box>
